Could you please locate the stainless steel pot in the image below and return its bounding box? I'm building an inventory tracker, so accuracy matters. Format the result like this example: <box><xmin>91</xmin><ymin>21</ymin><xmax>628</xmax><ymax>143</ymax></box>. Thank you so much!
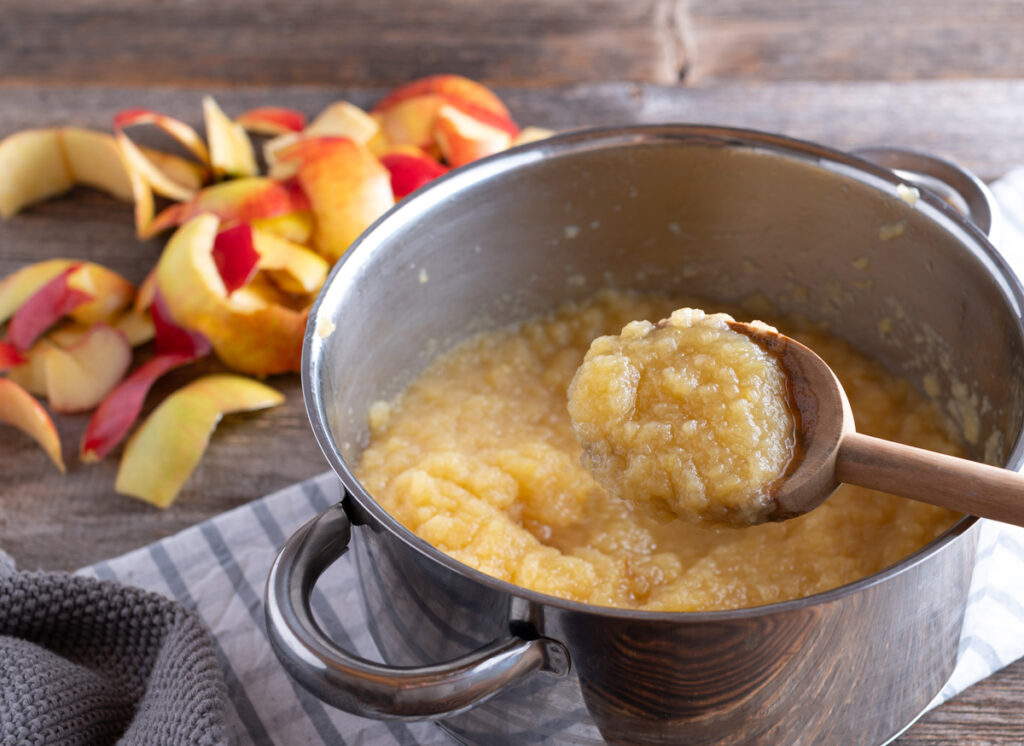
<box><xmin>266</xmin><ymin>126</ymin><xmax>1024</xmax><ymax>745</ymax></box>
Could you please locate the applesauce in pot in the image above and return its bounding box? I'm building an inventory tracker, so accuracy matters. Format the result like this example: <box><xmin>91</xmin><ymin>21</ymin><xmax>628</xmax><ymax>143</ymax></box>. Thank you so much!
<box><xmin>356</xmin><ymin>290</ymin><xmax>961</xmax><ymax>612</ymax></box>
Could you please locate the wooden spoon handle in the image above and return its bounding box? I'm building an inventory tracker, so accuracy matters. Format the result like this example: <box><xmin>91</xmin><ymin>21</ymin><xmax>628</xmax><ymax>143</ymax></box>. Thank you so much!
<box><xmin>836</xmin><ymin>432</ymin><xmax>1024</xmax><ymax>526</ymax></box>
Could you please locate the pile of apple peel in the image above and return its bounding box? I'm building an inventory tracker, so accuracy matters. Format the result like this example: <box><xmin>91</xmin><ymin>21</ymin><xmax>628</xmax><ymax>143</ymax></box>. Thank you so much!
<box><xmin>0</xmin><ymin>75</ymin><xmax>552</xmax><ymax>508</ymax></box>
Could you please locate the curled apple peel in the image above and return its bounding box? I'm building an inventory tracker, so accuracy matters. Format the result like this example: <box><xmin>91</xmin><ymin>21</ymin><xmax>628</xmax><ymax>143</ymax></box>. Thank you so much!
<box><xmin>115</xmin><ymin>374</ymin><xmax>285</xmax><ymax>507</ymax></box>
<box><xmin>81</xmin><ymin>352</ymin><xmax>197</xmax><ymax>462</ymax></box>
<box><xmin>235</xmin><ymin>107</ymin><xmax>306</xmax><ymax>135</ymax></box>
<box><xmin>0</xmin><ymin>379</ymin><xmax>65</xmax><ymax>473</ymax></box>
<box><xmin>155</xmin><ymin>215</ymin><xmax>307</xmax><ymax>375</ymax></box>
<box><xmin>43</xmin><ymin>324</ymin><xmax>133</xmax><ymax>413</ymax></box>
<box><xmin>7</xmin><ymin>265</ymin><xmax>92</xmax><ymax>351</ymax></box>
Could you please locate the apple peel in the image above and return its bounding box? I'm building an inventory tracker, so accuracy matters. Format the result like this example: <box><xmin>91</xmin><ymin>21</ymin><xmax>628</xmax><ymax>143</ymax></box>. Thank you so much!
<box><xmin>66</xmin><ymin>263</ymin><xmax>135</xmax><ymax>326</ymax></box>
<box><xmin>252</xmin><ymin>228</ymin><xmax>328</xmax><ymax>295</ymax></box>
<box><xmin>0</xmin><ymin>341</ymin><xmax>26</xmax><ymax>371</ymax></box>
<box><xmin>7</xmin><ymin>265</ymin><xmax>92</xmax><ymax>351</ymax></box>
<box><xmin>203</xmin><ymin>96</ymin><xmax>258</xmax><ymax>178</ymax></box>
<box><xmin>434</xmin><ymin>104</ymin><xmax>513</xmax><ymax>168</ymax></box>
<box><xmin>43</xmin><ymin>324</ymin><xmax>133</xmax><ymax>413</ymax></box>
<box><xmin>81</xmin><ymin>352</ymin><xmax>196</xmax><ymax>462</ymax></box>
<box><xmin>5</xmin><ymin>339</ymin><xmax>52</xmax><ymax>396</ymax></box>
<box><xmin>114</xmin><ymin>108</ymin><xmax>210</xmax><ymax>164</ymax></box>
<box><xmin>235</xmin><ymin>107</ymin><xmax>306</xmax><ymax>136</ymax></box>
<box><xmin>380</xmin><ymin>152</ymin><xmax>449</xmax><ymax>199</ymax></box>
<box><xmin>156</xmin><ymin>216</ymin><xmax>306</xmax><ymax>375</ymax></box>
<box><xmin>0</xmin><ymin>129</ymin><xmax>74</xmax><ymax>219</ymax></box>
<box><xmin>276</xmin><ymin>137</ymin><xmax>394</xmax><ymax>263</ymax></box>
<box><xmin>212</xmin><ymin>223</ymin><xmax>261</xmax><ymax>294</ymax></box>
<box><xmin>0</xmin><ymin>378</ymin><xmax>65</xmax><ymax>473</ymax></box>
<box><xmin>151</xmin><ymin>291</ymin><xmax>212</xmax><ymax>358</ymax></box>
<box><xmin>115</xmin><ymin>374</ymin><xmax>285</xmax><ymax>508</ymax></box>
<box><xmin>373</xmin><ymin>75</ymin><xmax>511</xmax><ymax>120</ymax></box>
<box><xmin>0</xmin><ymin>259</ymin><xmax>77</xmax><ymax>324</ymax></box>
<box><xmin>141</xmin><ymin>177</ymin><xmax>310</xmax><ymax>239</ymax></box>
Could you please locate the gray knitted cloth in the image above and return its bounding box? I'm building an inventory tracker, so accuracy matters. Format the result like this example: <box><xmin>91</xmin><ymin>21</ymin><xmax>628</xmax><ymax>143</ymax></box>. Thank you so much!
<box><xmin>0</xmin><ymin>554</ymin><xmax>227</xmax><ymax>745</ymax></box>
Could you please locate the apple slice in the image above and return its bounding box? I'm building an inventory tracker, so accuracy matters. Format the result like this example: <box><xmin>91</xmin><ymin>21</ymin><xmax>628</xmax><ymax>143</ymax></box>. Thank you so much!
<box><xmin>58</xmin><ymin>127</ymin><xmax>134</xmax><ymax>203</ymax></box>
<box><xmin>276</xmin><ymin>137</ymin><xmax>394</xmax><ymax>262</ymax></box>
<box><xmin>151</xmin><ymin>291</ymin><xmax>212</xmax><ymax>358</ymax></box>
<box><xmin>0</xmin><ymin>341</ymin><xmax>26</xmax><ymax>371</ymax></box>
<box><xmin>0</xmin><ymin>129</ymin><xmax>74</xmax><ymax>218</ymax></box>
<box><xmin>0</xmin><ymin>379</ymin><xmax>64</xmax><ymax>472</ymax></box>
<box><xmin>204</xmin><ymin>96</ymin><xmax>258</xmax><ymax>178</ymax></box>
<box><xmin>7</xmin><ymin>264</ymin><xmax>92</xmax><ymax>351</ymax></box>
<box><xmin>156</xmin><ymin>216</ymin><xmax>306</xmax><ymax>375</ymax></box>
<box><xmin>0</xmin><ymin>259</ymin><xmax>77</xmax><ymax>324</ymax></box>
<box><xmin>115</xmin><ymin>374</ymin><xmax>285</xmax><ymax>507</ymax></box>
<box><xmin>80</xmin><ymin>352</ymin><xmax>196</xmax><ymax>462</ymax></box>
<box><xmin>212</xmin><ymin>223</ymin><xmax>260</xmax><ymax>293</ymax></box>
<box><xmin>235</xmin><ymin>107</ymin><xmax>306</xmax><ymax>135</ymax></box>
<box><xmin>434</xmin><ymin>103</ymin><xmax>513</xmax><ymax>168</ymax></box>
<box><xmin>379</xmin><ymin>151</ymin><xmax>449</xmax><ymax>199</ymax></box>
<box><xmin>43</xmin><ymin>324</ymin><xmax>132</xmax><ymax>413</ymax></box>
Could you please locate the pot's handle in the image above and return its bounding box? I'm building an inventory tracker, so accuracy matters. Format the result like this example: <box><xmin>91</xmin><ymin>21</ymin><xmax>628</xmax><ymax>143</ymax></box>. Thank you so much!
<box><xmin>853</xmin><ymin>147</ymin><xmax>1001</xmax><ymax>240</ymax></box>
<box><xmin>265</xmin><ymin>501</ymin><xmax>570</xmax><ymax>721</ymax></box>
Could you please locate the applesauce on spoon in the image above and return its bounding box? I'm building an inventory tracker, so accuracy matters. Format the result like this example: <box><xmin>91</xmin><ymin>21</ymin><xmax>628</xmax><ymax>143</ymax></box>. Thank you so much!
<box><xmin>566</xmin><ymin>308</ymin><xmax>796</xmax><ymax>528</ymax></box>
<box><xmin>356</xmin><ymin>290</ymin><xmax>961</xmax><ymax>611</ymax></box>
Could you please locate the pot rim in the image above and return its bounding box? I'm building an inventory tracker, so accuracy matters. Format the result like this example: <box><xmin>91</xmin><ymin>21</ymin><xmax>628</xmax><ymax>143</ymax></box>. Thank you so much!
<box><xmin>302</xmin><ymin>123</ymin><xmax>1024</xmax><ymax>622</ymax></box>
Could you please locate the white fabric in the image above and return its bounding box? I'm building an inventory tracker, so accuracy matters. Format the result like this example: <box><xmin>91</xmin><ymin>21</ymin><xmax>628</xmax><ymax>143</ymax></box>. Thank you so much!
<box><xmin>77</xmin><ymin>167</ymin><xmax>1024</xmax><ymax>743</ymax></box>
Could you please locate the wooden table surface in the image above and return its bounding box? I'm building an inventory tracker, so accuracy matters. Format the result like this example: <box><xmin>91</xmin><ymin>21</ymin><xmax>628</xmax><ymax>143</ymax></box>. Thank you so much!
<box><xmin>2</xmin><ymin>1</ymin><xmax>1023</xmax><ymax>742</ymax></box>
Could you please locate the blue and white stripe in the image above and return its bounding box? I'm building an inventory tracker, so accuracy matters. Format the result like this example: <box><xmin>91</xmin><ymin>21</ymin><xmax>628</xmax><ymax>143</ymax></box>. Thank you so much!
<box><xmin>78</xmin><ymin>472</ymin><xmax>449</xmax><ymax>746</ymax></box>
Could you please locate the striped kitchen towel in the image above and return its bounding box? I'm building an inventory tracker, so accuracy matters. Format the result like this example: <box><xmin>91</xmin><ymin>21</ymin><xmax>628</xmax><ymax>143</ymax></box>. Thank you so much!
<box><xmin>79</xmin><ymin>472</ymin><xmax>450</xmax><ymax>746</ymax></box>
<box><xmin>76</xmin><ymin>167</ymin><xmax>1024</xmax><ymax>744</ymax></box>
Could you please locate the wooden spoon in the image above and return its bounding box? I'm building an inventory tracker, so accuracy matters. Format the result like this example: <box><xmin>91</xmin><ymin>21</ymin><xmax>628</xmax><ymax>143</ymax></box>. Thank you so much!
<box><xmin>728</xmin><ymin>321</ymin><xmax>1024</xmax><ymax>526</ymax></box>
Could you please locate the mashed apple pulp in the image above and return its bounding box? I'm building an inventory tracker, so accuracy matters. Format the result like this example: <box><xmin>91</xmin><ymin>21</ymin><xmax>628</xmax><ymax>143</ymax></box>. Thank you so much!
<box><xmin>567</xmin><ymin>309</ymin><xmax>795</xmax><ymax>528</ymax></box>
<box><xmin>356</xmin><ymin>291</ymin><xmax>961</xmax><ymax>612</ymax></box>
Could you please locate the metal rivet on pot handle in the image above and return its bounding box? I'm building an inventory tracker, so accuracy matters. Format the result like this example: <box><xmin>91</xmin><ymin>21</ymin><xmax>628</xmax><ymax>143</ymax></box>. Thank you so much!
<box><xmin>853</xmin><ymin>146</ymin><xmax>1001</xmax><ymax>241</ymax></box>
<box><xmin>265</xmin><ymin>501</ymin><xmax>571</xmax><ymax>721</ymax></box>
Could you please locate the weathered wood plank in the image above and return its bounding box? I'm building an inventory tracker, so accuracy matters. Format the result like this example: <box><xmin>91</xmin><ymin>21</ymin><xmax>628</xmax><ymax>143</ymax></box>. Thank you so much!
<box><xmin>687</xmin><ymin>0</ymin><xmax>1024</xmax><ymax>83</ymax></box>
<box><xmin>901</xmin><ymin>659</ymin><xmax>1024</xmax><ymax>743</ymax></box>
<box><xmin>0</xmin><ymin>0</ymin><xmax>686</xmax><ymax>87</ymax></box>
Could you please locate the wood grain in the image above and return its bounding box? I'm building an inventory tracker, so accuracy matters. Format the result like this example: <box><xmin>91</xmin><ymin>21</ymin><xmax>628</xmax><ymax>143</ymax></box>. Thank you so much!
<box><xmin>687</xmin><ymin>0</ymin><xmax>1024</xmax><ymax>83</ymax></box>
<box><xmin>0</xmin><ymin>0</ymin><xmax>686</xmax><ymax>88</ymax></box>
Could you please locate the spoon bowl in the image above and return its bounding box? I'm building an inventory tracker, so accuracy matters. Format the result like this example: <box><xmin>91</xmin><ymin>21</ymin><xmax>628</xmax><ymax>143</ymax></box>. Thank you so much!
<box><xmin>730</xmin><ymin>321</ymin><xmax>1024</xmax><ymax>526</ymax></box>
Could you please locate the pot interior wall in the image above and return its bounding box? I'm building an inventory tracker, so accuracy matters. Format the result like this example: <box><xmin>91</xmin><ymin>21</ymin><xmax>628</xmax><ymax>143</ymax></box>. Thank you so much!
<box><xmin>315</xmin><ymin>131</ymin><xmax>1024</xmax><ymax>473</ymax></box>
